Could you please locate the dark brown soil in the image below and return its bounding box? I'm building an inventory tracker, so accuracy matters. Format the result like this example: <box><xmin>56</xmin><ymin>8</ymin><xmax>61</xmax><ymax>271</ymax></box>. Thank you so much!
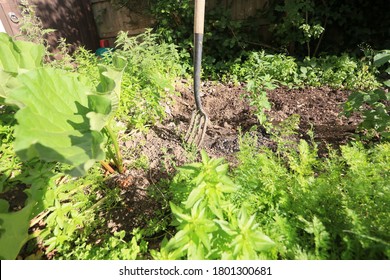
<box><xmin>120</xmin><ymin>80</ymin><xmax>360</xmax><ymax>168</ymax></box>
<box><xmin>267</xmin><ymin>86</ymin><xmax>359</xmax><ymax>146</ymax></box>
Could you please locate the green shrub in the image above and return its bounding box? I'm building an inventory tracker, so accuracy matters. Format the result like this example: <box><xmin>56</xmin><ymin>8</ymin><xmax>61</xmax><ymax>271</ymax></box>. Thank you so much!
<box><xmin>229</xmin><ymin>51</ymin><xmax>378</xmax><ymax>90</ymax></box>
<box><xmin>35</xmin><ymin>166</ymin><xmax>147</xmax><ymax>260</ymax></box>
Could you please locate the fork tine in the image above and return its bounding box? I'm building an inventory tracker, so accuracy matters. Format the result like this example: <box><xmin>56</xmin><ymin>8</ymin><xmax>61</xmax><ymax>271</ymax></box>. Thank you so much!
<box><xmin>194</xmin><ymin>113</ymin><xmax>208</xmax><ymax>147</ymax></box>
<box><xmin>185</xmin><ymin>110</ymin><xmax>208</xmax><ymax>147</ymax></box>
<box><xmin>185</xmin><ymin>111</ymin><xmax>198</xmax><ymax>141</ymax></box>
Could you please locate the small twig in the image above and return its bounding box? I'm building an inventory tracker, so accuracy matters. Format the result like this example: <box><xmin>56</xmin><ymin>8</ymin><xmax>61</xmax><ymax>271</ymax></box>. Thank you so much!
<box><xmin>313</xmin><ymin>0</ymin><xmax>329</xmax><ymax>57</ymax></box>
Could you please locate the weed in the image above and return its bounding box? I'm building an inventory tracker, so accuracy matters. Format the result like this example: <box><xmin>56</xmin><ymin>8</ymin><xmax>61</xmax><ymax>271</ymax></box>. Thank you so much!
<box><xmin>17</xmin><ymin>0</ymin><xmax>55</xmax><ymax>52</ymax></box>
<box><xmin>344</xmin><ymin>50</ymin><xmax>390</xmax><ymax>141</ymax></box>
<box><xmin>32</xmin><ymin>165</ymin><xmax>145</xmax><ymax>260</ymax></box>
<box><xmin>111</xmin><ymin>30</ymin><xmax>183</xmax><ymax>130</ymax></box>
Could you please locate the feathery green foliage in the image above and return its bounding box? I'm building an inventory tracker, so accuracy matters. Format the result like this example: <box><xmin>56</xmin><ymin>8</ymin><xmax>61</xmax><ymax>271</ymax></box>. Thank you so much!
<box><xmin>232</xmin><ymin>133</ymin><xmax>390</xmax><ymax>259</ymax></box>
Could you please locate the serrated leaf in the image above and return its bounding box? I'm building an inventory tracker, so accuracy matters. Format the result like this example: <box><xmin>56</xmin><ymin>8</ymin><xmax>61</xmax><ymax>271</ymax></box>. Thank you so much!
<box><xmin>215</xmin><ymin>219</ymin><xmax>237</xmax><ymax>236</ymax></box>
<box><xmin>217</xmin><ymin>177</ymin><xmax>238</xmax><ymax>193</ymax></box>
<box><xmin>215</xmin><ymin>163</ymin><xmax>229</xmax><ymax>175</ymax></box>
<box><xmin>177</xmin><ymin>163</ymin><xmax>202</xmax><ymax>174</ymax></box>
<box><xmin>166</xmin><ymin>229</ymin><xmax>190</xmax><ymax>250</ymax></box>
<box><xmin>5</xmin><ymin>68</ymin><xmax>108</xmax><ymax>176</ymax></box>
<box><xmin>195</xmin><ymin>226</ymin><xmax>212</xmax><ymax>251</ymax></box>
<box><xmin>251</xmin><ymin>231</ymin><xmax>275</xmax><ymax>250</ymax></box>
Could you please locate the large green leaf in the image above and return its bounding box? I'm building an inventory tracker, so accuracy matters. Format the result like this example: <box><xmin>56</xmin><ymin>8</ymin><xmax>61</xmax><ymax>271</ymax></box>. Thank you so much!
<box><xmin>0</xmin><ymin>200</ymin><xmax>35</xmax><ymax>260</ymax></box>
<box><xmin>6</xmin><ymin>68</ymin><xmax>110</xmax><ymax>176</ymax></box>
<box><xmin>95</xmin><ymin>55</ymin><xmax>127</xmax><ymax>121</ymax></box>
<box><xmin>0</xmin><ymin>33</ymin><xmax>44</xmax><ymax>100</ymax></box>
<box><xmin>0</xmin><ymin>71</ymin><xmax>18</xmax><ymax>100</ymax></box>
<box><xmin>374</xmin><ymin>51</ymin><xmax>390</xmax><ymax>68</ymax></box>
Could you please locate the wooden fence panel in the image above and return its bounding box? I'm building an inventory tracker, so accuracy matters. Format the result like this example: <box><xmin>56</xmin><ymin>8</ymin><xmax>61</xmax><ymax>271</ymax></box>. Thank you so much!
<box><xmin>0</xmin><ymin>0</ymin><xmax>23</xmax><ymax>36</ymax></box>
<box><xmin>89</xmin><ymin>0</ymin><xmax>271</xmax><ymax>43</ymax></box>
<box><xmin>31</xmin><ymin>0</ymin><xmax>100</xmax><ymax>50</ymax></box>
<box><xmin>2</xmin><ymin>0</ymin><xmax>271</xmax><ymax>49</ymax></box>
<box><xmin>90</xmin><ymin>0</ymin><xmax>154</xmax><ymax>44</ymax></box>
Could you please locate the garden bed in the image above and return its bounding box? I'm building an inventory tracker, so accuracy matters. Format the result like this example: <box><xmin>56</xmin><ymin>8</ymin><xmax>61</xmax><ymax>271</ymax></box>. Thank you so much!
<box><xmin>104</xmin><ymin>80</ymin><xmax>362</xmax><ymax>236</ymax></box>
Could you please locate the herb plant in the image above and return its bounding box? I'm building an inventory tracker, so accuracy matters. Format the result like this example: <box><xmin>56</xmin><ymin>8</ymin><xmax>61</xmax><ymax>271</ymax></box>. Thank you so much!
<box><xmin>152</xmin><ymin>151</ymin><xmax>274</xmax><ymax>260</ymax></box>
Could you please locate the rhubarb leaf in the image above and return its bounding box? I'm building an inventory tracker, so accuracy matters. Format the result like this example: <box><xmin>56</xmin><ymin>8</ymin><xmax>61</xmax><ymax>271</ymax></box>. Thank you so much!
<box><xmin>6</xmin><ymin>67</ymin><xmax>109</xmax><ymax>176</ymax></box>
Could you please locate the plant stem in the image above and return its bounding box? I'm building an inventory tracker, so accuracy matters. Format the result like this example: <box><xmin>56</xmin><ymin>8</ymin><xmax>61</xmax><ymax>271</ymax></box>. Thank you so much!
<box><xmin>100</xmin><ymin>160</ymin><xmax>116</xmax><ymax>174</ymax></box>
<box><xmin>104</xmin><ymin>125</ymin><xmax>124</xmax><ymax>173</ymax></box>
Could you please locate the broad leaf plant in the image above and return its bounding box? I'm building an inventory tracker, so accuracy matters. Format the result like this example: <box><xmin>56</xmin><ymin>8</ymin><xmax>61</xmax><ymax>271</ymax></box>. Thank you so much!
<box><xmin>0</xmin><ymin>33</ymin><xmax>125</xmax><ymax>259</ymax></box>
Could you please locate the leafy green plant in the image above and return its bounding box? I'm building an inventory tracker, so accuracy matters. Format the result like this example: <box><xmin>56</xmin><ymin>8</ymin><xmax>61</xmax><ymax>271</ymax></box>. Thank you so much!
<box><xmin>0</xmin><ymin>34</ymin><xmax>126</xmax><ymax>259</ymax></box>
<box><xmin>246</xmin><ymin>77</ymin><xmax>273</xmax><ymax>126</ymax></box>
<box><xmin>0</xmin><ymin>107</ymin><xmax>21</xmax><ymax>193</ymax></box>
<box><xmin>299</xmin><ymin>54</ymin><xmax>379</xmax><ymax>90</ymax></box>
<box><xmin>141</xmin><ymin>0</ymin><xmax>266</xmax><ymax>77</ymax></box>
<box><xmin>227</xmin><ymin>50</ymin><xmax>378</xmax><ymax>127</ymax></box>
<box><xmin>231</xmin><ymin>52</ymin><xmax>296</xmax><ymax>126</ymax></box>
<box><xmin>112</xmin><ymin>30</ymin><xmax>183</xmax><ymax>130</ymax></box>
<box><xmin>229</xmin><ymin>50</ymin><xmax>378</xmax><ymax>90</ymax></box>
<box><xmin>0</xmin><ymin>199</ymin><xmax>35</xmax><ymax>259</ymax></box>
<box><xmin>0</xmin><ymin>33</ymin><xmax>45</xmax><ymax>101</ymax></box>
<box><xmin>1</xmin><ymin>33</ymin><xmax>127</xmax><ymax>175</ymax></box>
<box><xmin>268</xmin><ymin>0</ymin><xmax>390</xmax><ymax>57</ymax></box>
<box><xmin>59</xmin><ymin>229</ymin><xmax>147</xmax><ymax>260</ymax></box>
<box><xmin>152</xmin><ymin>151</ymin><xmax>274</xmax><ymax>260</ymax></box>
<box><xmin>17</xmin><ymin>0</ymin><xmax>55</xmax><ymax>51</ymax></box>
<box><xmin>344</xmin><ymin>50</ymin><xmax>390</xmax><ymax>141</ymax></box>
<box><xmin>231</xmin><ymin>132</ymin><xmax>390</xmax><ymax>259</ymax></box>
<box><xmin>30</xmin><ymin>165</ymin><xmax>138</xmax><ymax>259</ymax></box>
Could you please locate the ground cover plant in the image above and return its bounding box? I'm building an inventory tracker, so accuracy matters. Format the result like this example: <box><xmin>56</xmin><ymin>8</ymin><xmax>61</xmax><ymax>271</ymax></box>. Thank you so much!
<box><xmin>1</xmin><ymin>3</ymin><xmax>389</xmax><ymax>260</ymax></box>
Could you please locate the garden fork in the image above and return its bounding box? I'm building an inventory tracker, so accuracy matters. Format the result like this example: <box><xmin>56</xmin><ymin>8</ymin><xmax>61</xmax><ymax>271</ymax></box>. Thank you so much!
<box><xmin>185</xmin><ymin>0</ymin><xmax>209</xmax><ymax>147</ymax></box>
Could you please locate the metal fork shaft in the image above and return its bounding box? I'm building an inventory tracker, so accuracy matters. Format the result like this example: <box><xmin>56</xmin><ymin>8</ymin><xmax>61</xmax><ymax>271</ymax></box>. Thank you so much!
<box><xmin>184</xmin><ymin>0</ymin><xmax>209</xmax><ymax>147</ymax></box>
